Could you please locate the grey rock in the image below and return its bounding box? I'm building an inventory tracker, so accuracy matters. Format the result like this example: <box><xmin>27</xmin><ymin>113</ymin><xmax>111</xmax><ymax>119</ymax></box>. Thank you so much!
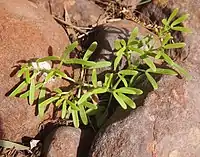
<box><xmin>64</xmin><ymin>0</ymin><xmax>104</xmax><ymax>27</ymax></box>
<box><xmin>43</xmin><ymin>126</ymin><xmax>81</xmax><ymax>157</ymax></box>
<box><xmin>29</xmin><ymin>0</ymin><xmax>65</xmax><ymax>19</ymax></box>
<box><xmin>89</xmin><ymin>1</ymin><xmax>200</xmax><ymax>157</ymax></box>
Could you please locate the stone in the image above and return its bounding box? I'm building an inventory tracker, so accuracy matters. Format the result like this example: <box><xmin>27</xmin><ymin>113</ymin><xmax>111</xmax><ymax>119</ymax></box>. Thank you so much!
<box><xmin>29</xmin><ymin>0</ymin><xmax>104</xmax><ymax>26</ymax></box>
<box><xmin>121</xmin><ymin>0</ymin><xmax>139</xmax><ymax>9</ymax></box>
<box><xmin>43</xmin><ymin>126</ymin><xmax>81</xmax><ymax>157</ymax></box>
<box><xmin>0</xmin><ymin>0</ymin><xmax>70</xmax><ymax>141</ymax></box>
<box><xmin>89</xmin><ymin>1</ymin><xmax>200</xmax><ymax>157</ymax></box>
<box><xmin>29</xmin><ymin>0</ymin><xmax>65</xmax><ymax>19</ymax></box>
<box><xmin>64</xmin><ymin>0</ymin><xmax>104</xmax><ymax>26</ymax></box>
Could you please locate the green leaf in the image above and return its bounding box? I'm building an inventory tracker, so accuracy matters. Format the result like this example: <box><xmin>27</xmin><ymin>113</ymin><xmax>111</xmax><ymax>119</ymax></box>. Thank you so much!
<box><xmin>85</xmin><ymin>108</ymin><xmax>98</xmax><ymax>116</ymax></box>
<box><xmin>88</xmin><ymin>61</ymin><xmax>111</xmax><ymax>69</ymax></box>
<box><xmin>162</xmin><ymin>52</ymin><xmax>175</xmax><ymax>66</ymax></box>
<box><xmin>9</xmin><ymin>81</ymin><xmax>27</xmax><ymax>97</ymax></box>
<box><xmin>171</xmin><ymin>26</ymin><xmax>192</xmax><ymax>33</ymax></box>
<box><xmin>45</xmin><ymin>70</ymin><xmax>54</xmax><ymax>83</ymax></box>
<box><xmin>39</xmin><ymin>96</ymin><xmax>60</xmax><ymax>109</ymax></box>
<box><xmin>25</xmin><ymin>69</ymin><xmax>31</xmax><ymax>84</ymax></box>
<box><xmin>20</xmin><ymin>83</ymin><xmax>43</xmax><ymax>98</ymax></box>
<box><xmin>162</xmin><ymin>33</ymin><xmax>172</xmax><ymax>46</ymax></box>
<box><xmin>155</xmin><ymin>51</ymin><xmax>162</xmax><ymax>59</ymax></box>
<box><xmin>114</xmin><ymin>54</ymin><xmax>123</xmax><ymax>71</ymax></box>
<box><xmin>61</xmin><ymin>100</ymin><xmax>67</xmax><ymax>119</ymax></box>
<box><xmin>83</xmin><ymin>101</ymin><xmax>97</xmax><ymax>109</ymax></box>
<box><xmin>54</xmin><ymin>69</ymin><xmax>75</xmax><ymax>82</ymax></box>
<box><xmin>62</xmin><ymin>41</ymin><xmax>78</xmax><ymax>59</ymax></box>
<box><xmin>92</xmin><ymin>87</ymin><xmax>107</xmax><ymax>94</ymax></box>
<box><xmin>147</xmin><ymin>68</ymin><xmax>178</xmax><ymax>75</ymax></box>
<box><xmin>167</xmin><ymin>8</ymin><xmax>179</xmax><ymax>24</ymax></box>
<box><xmin>120</xmin><ymin>39</ymin><xmax>126</xmax><ymax>47</ymax></box>
<box><xmin>54</xmin><ymin>69</ymin><xmax>66</xmax><ymax>78</ymax></box>
<box><xmin>118</xmin><ymin>93</ymin><xmax>136</xmax><ymax>109</ymax></box>
<box><xmin>129</xmin><ymin>74</ymin><xmax>139</xmax><ymax>87</ymax></box>
<box><xmin>143</xmin><ymin>58</ymin><xmax>156</xmax><ymax>72</ymax></box>
<box><xmin>36</xmin><ymin>56</ymin><xmax>60</xmax><ymax>62</ymax></box>
<box><xmin>104</xmin><ymin>73</ymin><xmax>110</xmax><ymax>87</ymax></box>
<box><xmin>118</xmin><ymin>69</ymin><xmax>138</xmax><ymax>76</ymax></box>
<box><xmin>64</xmin><ymin>58</ymin><xmax>96</xmax><ymax>67</ymax></box>
<box><xmin>66</xmin><ymin>100</ymin><xmax>80</xmax><ymax>110</ymax></box>
<box><xmin>114</xmin><ymin>40</ymin><xmax>122</xmax><ymax>50</ymax></box>
<box><xmin>129</xmin><ymin>47</ymin><xmax>144</xmax><ymax>55</ymax></box>
<box><xmin>162</xmin><ymin>18</ymin><xmax>168</xmax><ymax>25</ymax></box>
<box><xmin>38</xmin><ymin>86</ymin><xmax>46</xmax><ymax>118</ymax></box>
<box><xmin>79</xmin><ymin>104</ymin><xmax>88</xmax><ymax>125</ymax></box>
<box><xmin>116</xmin><ymin>46</ymin><xmax>126</xmax><ymax>56</ymax></box>
<box><xmin>39</xmin><ymin>96</ymin><xmax>59</xmax><ymax>118</ymax></box>
<box><xmin>104</xmin><ymin>73</ymin><xmax>113</xmax><ymax>89</ymax></box>
<box><xmin>114</xmin><ymin>87</ymin><xmax>143</xmax><ymax>95</ymax></box>
<box><xmin>163</xmin><ymin>43</ymin><xmax>186</xmax><ymax>49</ymax></box>
<box><xmin>17</xmin><ymin>66</ymin><xmax>27</xmax><ymax>78</ymax></box>
<box><xmin>29</xmin><ymin>86</ymin><xmax>37</xmax><ymax>106</ymax></box>
<box><xmin>113</xmin><ymin>92</ymin><xmax>127</xmax><ymax>109</ymax></box>
<box><xmin>92</xmin><ymin>69</ymin><xmax>97</xmax><ymax>88</ymax></box>
<box><xmin>66</xmin><ymin>106</ymin><xmax>72</xmax><ymax>119</ymax></box>
<box><xmin>0</xmin><ymin>140</ymin><xmax>29</xmax><ymax>150</ymax></box>
<box><xmin>128</xmin><ymin>27</ymin><xmax>139</xmax><ymax>45</ymax></box>
<box><xmin>54</xmin><ymin>88</ymin><xmax>63</xmax><ymax>94</ymax></box>
<box><xmin>171</xmin><ymin>14</ymin><xmax>189</xmax><ymax>27</ymax></box>
<box><xmin>145</xmin><ymin>72</ymin><xmax>158</xmax><ymax>89</ymax></box>
<box><xmin>118</xmin><ymin>74</ymin><xmax>128</xmax><ymax>87</ymax></box>
<box><xmin>78</xmin><ymin>92</ymin><xmax>93</xmax><ymax>105</ymax></box>
<box><xmin>78</xmin><ymin>88</ymin><xmax>107</xmax><ymax>105</ymax></box>
<box><xmin>55</xmin><ymin>98</ymin><xmax>65</xmax><ymax>107</ymax></box>
<box><xmin>72</xmin><ymin>109</ymin><xmax>79</xmax><ymax>128</ymax></box>
<box><xmin>83</xmin><ymin>41</ymin><xmax>97</xmax><ymax>61</ymax></box>
<box><xmin>173</xmin><ymin>63</ymin><xmax>191</xmax><ymax>79</ymax></box>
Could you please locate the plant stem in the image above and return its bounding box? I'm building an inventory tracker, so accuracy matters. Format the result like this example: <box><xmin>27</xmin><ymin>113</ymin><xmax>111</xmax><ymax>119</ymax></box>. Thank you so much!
<box><xmin>58</xmin><ymin>61</ymin><xmax>63</xmax><ymax>70</ymax></box>
<box><xmin>113</xmin><ymin>77</ymin><xmax>121</xmax><ymax>89</ymax></box>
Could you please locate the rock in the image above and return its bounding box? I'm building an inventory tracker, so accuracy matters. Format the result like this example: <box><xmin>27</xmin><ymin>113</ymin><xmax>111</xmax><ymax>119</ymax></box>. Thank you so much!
<box><xmin>64</xmin><ymin>0</ymin><xmax>104</xmax><ymax>26</ymax></box>
<box><xmin>43</xmin><ymin>126</ymin><xmax>81</xmax><ymax>157</ymax></box>
<box><xmin>29</xmin><ymin>0</ymin><xmax>65</xmax><ymax>19</ymax></box>
<box><xmin>89</xmin><ymin>2</ymin><xmax>200</xmax><ymax>157</ymax></box>
<box><xmin>29</xmin><ymin>0</ymin><xmax>104</xmax><ymax>26</ymax></box>
<box><xmin>0</xmin><ymin>0</ymin><xmax>70</xmax><ymax>141</ymax></box>
<box><xmin>121</xmin><ymin>0</ymin><xmax>139</xmax><ymax>9</ymax></box>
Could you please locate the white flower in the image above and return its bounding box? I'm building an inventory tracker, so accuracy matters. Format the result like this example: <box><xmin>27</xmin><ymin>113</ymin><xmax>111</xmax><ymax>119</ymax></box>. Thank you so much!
<box><xmin>31</xmin><ymin>61</ymin><xmax>51</xmax><ymax>70</ymax></box>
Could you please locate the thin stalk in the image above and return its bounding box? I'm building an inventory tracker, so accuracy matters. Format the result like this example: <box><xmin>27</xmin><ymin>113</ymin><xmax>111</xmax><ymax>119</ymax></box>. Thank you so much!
<box><xmin>106</xmin><ymin>94</ymin><xmax>113</xmax><ymax>111</ymax></box>
<box><xmin>113</xmin><ymin>76</ymin><xmax>121</xmax><ymax>89</ymax></box>
<box><xmin>58</xmin><ymin>60</ymin><xmax>64</xmax><ymax>70</ymax></box>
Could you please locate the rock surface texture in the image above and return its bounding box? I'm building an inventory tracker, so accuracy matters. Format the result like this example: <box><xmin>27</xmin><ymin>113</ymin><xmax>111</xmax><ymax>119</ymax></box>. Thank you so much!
<box><xmin>64</xmin><ymin>0</ymin><xmax>104</xmax><ymax>26</ymax></box>
<box><xmin>89</xmin><ymin>1</ymin><xmax>200</xmax><ymax>157</ymax></box>
<box><xmin>43</xmin><ymin>126</ymin><xmax>81</xmax><ymax>157</ymax></box>
<box><xmin>121</xmin><ymin>0</ymin><xmax>139</xmax><ymax>9</ymax></box>
<box><xmin>0</xmin><ymin>0</ymin><xmax>69</xmax><ymax>141</ymax></box>
<box><xmin>30</xmin><ymin>0</ymin><xmax>104</xmax><ymax>26</ymax></box>
<box><xmin>29</xmin><ymin>0</ymin><xmax>66</xmax><ymax>18</ymax></box>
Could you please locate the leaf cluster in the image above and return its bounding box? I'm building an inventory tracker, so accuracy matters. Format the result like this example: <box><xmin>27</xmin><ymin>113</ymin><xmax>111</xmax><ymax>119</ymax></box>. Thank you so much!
<box><xmin>9</xmin><ymin>9</ymin><xmax>191</xmax><ymax>128</ymax></box>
